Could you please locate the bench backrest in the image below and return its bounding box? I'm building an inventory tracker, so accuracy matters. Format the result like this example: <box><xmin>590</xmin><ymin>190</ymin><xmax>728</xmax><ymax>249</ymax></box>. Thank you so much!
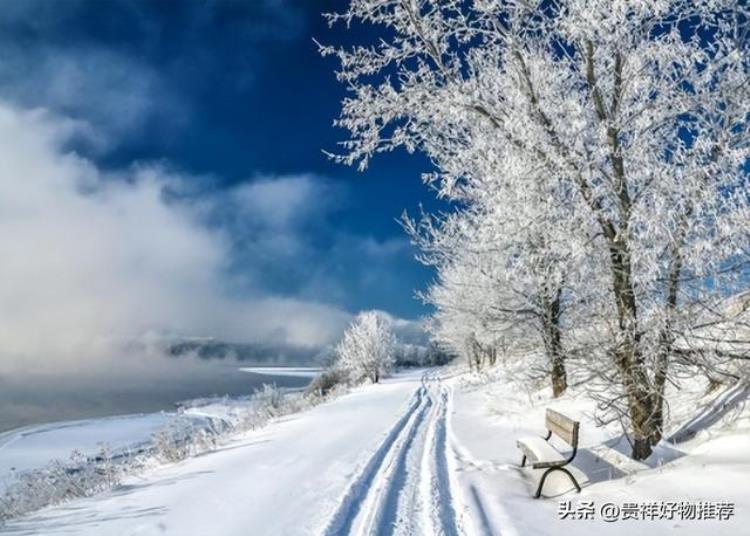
<box><xmin>545</xmin><ymin>409</ymin><xmax>579</xmax><ymax>447</ymax></box>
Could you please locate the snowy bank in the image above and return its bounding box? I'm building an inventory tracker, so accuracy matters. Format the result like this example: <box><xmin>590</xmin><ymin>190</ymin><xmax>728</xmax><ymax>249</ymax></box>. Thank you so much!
<box><xmin>0</xmin><ymin>370</ymin><xmax>427</xmax><ymax>535</ymax></box>
<box><xmin>240</xmin><ymin>366</ymin><xmax>322</xmax><ymax>378</ymax></box>
<box><xmin>0</xmin><ymin>371</ymin><xmax>342</xmax><ymax>524</ymax></box>
<box><xmin>449</xmin><ymin>364</ymin><xmax>749</xmax><ymax>535</ymax></box>
<box><xmin>0</xmin><ymin>413</ymin><xmax>172</xmax><ymax>491</ymax></box>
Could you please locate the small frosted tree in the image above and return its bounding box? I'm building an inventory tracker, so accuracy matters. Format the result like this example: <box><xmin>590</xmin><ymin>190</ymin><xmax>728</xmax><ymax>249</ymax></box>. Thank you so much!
<box><xmin>334</xmin><ymin>311</ymin><xmax>396</xmax><ymax>384</ymax></box>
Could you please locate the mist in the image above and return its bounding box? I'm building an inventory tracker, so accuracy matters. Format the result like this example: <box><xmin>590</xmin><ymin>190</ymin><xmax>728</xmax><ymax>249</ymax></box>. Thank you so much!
<box><xmin>0</xmin><ymin>103</ymin><xmax>350</xmax><ymax>381</ymax></box>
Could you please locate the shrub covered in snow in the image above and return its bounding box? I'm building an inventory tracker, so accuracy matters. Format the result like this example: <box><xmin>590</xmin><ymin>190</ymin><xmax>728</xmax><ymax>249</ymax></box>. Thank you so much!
<box><xmin>306</xmin><ymin>368</ymin><xmax>348</xmax><ymax>397</ymax></box>
<box><xmin>0</xmin><ymin>444</ymin><xmax>136</xmax><ymax>522</ymax></box>
<box><xmin>0</xmin><ymin>381</ymin><xmax>345</xmax><ymax>524</ymax></box>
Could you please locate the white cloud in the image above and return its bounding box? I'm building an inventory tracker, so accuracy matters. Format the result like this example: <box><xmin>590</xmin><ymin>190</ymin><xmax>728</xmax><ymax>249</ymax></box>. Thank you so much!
<box><xmin>220</xmin><ymin>174</ymin><xmax>340</xmax><ymax>260</ymax></box>
<box><xmin>0</xmin><ymin>103</ymin><xmax>350</xmax><ymax>374</ymax></box>
<box><xmin>0</xmin><ymin>45</ymin><xmax>185</xmax><ymax>147</ymax></box>
<box><xmin>230</xmin><ymin>174</ymin><xmax>337</xmax><ymax>229</ymax></box>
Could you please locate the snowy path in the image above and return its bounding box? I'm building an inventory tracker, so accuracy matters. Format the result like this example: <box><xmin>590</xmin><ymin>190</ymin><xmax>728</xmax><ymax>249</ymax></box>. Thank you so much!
<box><xmin>322</xmin><ymin>371</ymin><xmax>463</xmax><ymax>536</ymax></box>
<box><xmin>0</xmin><ymin>369</ymin><xmax>466</xmax><ymax>536</ymax></box>
<box><xmin>4</xmin><ymin>373</ymin><xmax>749</xmax><ymax>536</ymax></box>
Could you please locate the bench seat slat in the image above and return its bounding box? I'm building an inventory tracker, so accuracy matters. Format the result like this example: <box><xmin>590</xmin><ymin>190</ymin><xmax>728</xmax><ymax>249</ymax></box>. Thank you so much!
<box><xmin>517</xmin><ymin>436</ymin><xmax>566</xmax><ymax>468</ymax></box>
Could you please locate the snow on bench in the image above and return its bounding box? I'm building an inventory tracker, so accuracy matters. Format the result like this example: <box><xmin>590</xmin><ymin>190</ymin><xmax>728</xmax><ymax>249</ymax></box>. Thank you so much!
<box><xmin>517</xmin><ymin>409</ymin><xmax>582</xmax><ymax>498</ymax></box>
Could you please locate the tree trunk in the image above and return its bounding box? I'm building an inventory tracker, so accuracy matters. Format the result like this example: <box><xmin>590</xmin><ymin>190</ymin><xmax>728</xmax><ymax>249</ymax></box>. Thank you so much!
<box><xmin>582</xmin><ymin>43</ymin><xmax>657</xmax><ymax>459</ymax></box>
<box><xmin>488</xmin><ymin>346</ymin><xmax>497</xmax><ymax>367</ymax></box>
<box><xmin>624</xmin><ymin>366</ymin><xmax>656</xmax><ymax>460</ymax></box>
<box><xmin>650</xmin><ymin>230</ymin><xmax>685</xmax><ymax>445</ymax></box>
<box><xmin>550</xmin><ymin>353</ymin><xmax>567</xmax><ymax>398</ymax></box>
<box><xmin>541</xmin><ymin>286</ymin><xmax>567</xmax><ymax>397</ymax></box>
<box><xmin>608</xmin><ymin>238</ymin><xmax>658</xmax><ymax>460</ymax></box>
<box><xmin>651</xmin><ymin>321</ymin><xmax>676</xmax><ymax>446</ymax></box>
<box><xmin>650</xmin><ymin>344</ymin><xmax>668</xmax><ymax>445</ymax></box>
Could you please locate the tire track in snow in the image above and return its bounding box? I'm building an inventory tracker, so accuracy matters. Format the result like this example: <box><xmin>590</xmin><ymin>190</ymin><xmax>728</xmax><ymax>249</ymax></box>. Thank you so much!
<box><xmin>360</xmin><ymin>387</ymin><xmax>433</xmax><ymax>534</ymax></box>
<box><xmin>323</xmin><ymin>371</ymin><xmax>465</xmax><ymax>536</ymax></box>
<box><xmin>428</xmin><ymin>387</ymin><xmax>461</xmax><ymax>535</ymax></box>
<box><xmin>322</xmin><ymin>384</ymin><xmax>428</xmax><ymax>536</ymax></box>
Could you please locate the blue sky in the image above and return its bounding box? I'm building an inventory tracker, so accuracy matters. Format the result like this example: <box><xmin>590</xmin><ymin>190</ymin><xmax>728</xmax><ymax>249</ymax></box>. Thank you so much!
<box><xmin>0</xmin><ymin>0</ymin><xmax>441</xmax><ymax>338</ymax></box>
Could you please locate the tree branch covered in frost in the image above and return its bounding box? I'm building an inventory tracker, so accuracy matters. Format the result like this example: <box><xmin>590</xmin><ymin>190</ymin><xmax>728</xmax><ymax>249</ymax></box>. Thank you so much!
<box><xmin>323</xmin><ymin>0</ymin><xmax>749</xmax><ymax>460</ymax></box>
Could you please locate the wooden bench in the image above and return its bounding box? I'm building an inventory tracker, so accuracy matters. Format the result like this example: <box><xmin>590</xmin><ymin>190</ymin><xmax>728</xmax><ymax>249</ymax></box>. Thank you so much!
<box><xmin>517</xmin><ymin>409</ymin><xmax>582</xmax><ymax>498</ymax></box>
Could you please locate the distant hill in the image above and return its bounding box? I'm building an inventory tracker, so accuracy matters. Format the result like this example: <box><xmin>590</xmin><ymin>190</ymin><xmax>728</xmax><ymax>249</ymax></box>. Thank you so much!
<box><xmin>164</xmin><ymin>338</ymin><xmax>326</xmax><ymax>366</ymax></box>
<box><xmin>160</xmin><ymin>316</ymin><xmax>431</xmax><ymax>367</ymax></box>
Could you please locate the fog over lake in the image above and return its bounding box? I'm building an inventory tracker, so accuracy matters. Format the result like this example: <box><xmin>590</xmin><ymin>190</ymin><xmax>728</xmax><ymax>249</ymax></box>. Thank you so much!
<box><xmin>0</xmin><ymin>354</ymin><xmax>311</xmax><ymax>433</ymax></box>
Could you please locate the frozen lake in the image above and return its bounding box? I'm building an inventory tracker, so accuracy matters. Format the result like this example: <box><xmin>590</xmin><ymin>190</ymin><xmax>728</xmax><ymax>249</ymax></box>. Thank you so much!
<box><xmin>0</xmin><ymin>360</ymin><xmax>313</xmax><ymax>434</ymax></box>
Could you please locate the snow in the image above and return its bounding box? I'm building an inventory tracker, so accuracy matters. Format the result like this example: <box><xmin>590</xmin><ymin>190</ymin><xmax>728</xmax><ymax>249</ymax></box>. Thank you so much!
<box><xmin>0</xmin><ymin>366</ymin><xmax>321</xmax><ymax>494</ymax></box>
<box><xmin>0</xmin><ymin>413</ymin><xmax>172</xmax><ymax>490</ymax></box>
<box><xmin>0</xmin><ymin>370</ymin><xmax>427</xmax><ymax>535</ymax></box>
<box><xmin>448</xmin><ymin>368</ymin><xmax>750</xmax><ymax>535</ymax></box>
<box><xmin>239</xmin><ymin>366</ymin><xmax>321</xmax><ymax>378</ymax></box>
<box><xmin>321</xmin><ymin>371</ymin><xmax>459</xmax><ymax>535</ymax></box>
<box><xmin>2</xmin><ymin>366</ymin><xmax>749</xmax><ymax>535</ymax></box>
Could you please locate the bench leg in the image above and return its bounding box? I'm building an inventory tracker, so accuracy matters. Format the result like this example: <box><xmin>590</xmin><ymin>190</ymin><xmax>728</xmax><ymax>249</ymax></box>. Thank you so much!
<box><xmin>558</xmin><ymin>467</ymin><xmax>582</xmax><ymax>494</ymax></box>
<box><xmin>521</xmin><ymin>455</ymin><xmax>527</xmax><ymax>467</ymax></box>
<box><xmin>534</xmin><ymin>467</ymin><xmax>582</xmax><ymax>499</ymax></box>
<box><xmin>534</xmin><ymin>468</ymin><xmax>553</xmax><ymax>498</ymax></box>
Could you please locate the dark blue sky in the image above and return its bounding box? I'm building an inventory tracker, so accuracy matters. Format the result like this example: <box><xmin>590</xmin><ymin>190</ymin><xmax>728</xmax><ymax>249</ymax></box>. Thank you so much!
<box><xmin>0</xmin><ymin>0</ymin><xmax>441</xmax><ymax>320</ymax></box>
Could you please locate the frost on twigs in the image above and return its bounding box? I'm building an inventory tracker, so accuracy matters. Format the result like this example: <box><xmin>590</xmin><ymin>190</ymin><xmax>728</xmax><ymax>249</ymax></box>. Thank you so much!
<box><xmin>331</xmin><ymin>310</ymin><xmax>397</xmax><ymax>385</ymax></box>
<box><xmin>324</xmin><ymin>0</ymin><xmax>750</xmax><ymax>459</ymax></box>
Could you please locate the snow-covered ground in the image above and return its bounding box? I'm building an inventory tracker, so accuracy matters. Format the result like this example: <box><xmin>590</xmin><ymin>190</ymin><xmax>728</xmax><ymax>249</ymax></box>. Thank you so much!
<box><xmin>0</xmin><ymin>365</ymin><xmax>318</xmax><ymax>495</ymax></box>
<box><xmin>0</xmin><ymin>369</ymin><xmax>431</xmax><ymax>535</ymax></box>
<box><xmin>1</xmin><ymin>366</ymin><xmax>748</xmax><ymax>535</ymax></box>
<box><xmin>450</xmin><ymin>369</ymin><xmax>749</xmax><ymax>535</ymax></box>
<box><xmin>0</xmin><ymin>413</ymin><xmax>172</xmax><ymax>491</ymax></box>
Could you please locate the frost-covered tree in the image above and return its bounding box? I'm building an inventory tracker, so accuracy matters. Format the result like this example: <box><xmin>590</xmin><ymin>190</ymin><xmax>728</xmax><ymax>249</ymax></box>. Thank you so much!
<box><xmin>404</xmin><ymin>151</ymin><xmax>593</xmax><ymax>394</ymax></box>
<box><xmin>322</xmin><ymin>0</ymin><xmax>749</xmax><ymax>459</ymax></box>
<box><xmin>334</xmin><ymin>311</ymin><xmax>396</xmax><ymax>384</ymax></box>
